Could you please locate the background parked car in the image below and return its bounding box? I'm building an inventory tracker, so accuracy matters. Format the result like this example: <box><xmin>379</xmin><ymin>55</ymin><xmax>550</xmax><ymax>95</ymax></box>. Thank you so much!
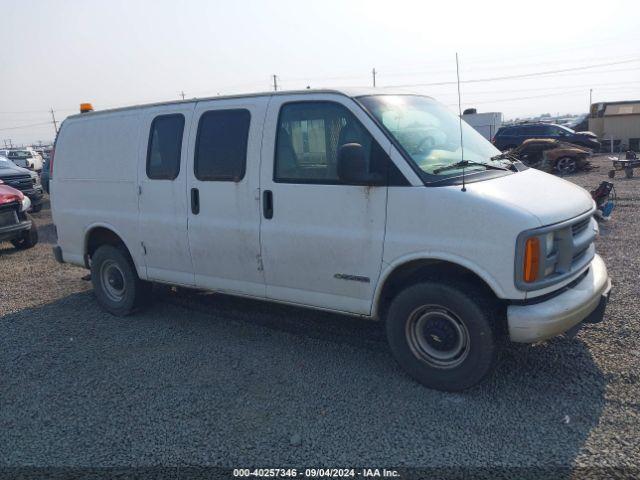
<box><xmin>0</xmin><ymin>180</ymin><xmax>38</xmax><ymax>250</ymax></box>
<box><xmin>5</xmin><ymin>149</ymin><xmax>44</xmax><ymax>172</ymax></box>
<box><xmin>493</xmin><ymin>123</ymin><xmax>600</xmax><ymax>151</ymax></box>
<box><xmin>0</xmin><ymin>155</ymin><xmax>44</xmax><ymax>212</ymax></box>
<box><xmin>510</xmin><ymin>138</ymin><xmax>593</xmax><ymax>175</ymax></box>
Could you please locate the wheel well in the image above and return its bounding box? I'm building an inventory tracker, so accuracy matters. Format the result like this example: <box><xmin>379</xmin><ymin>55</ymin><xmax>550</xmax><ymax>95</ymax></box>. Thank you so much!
<box><xmin>84</xmin><ymin>227</ymin><xmax>129</xmax><ymax>268</ymax></box>
<box><xmin>376</xmin><ymin>259</ymin><xmax>499</xmax><ymax>320</ymax></box>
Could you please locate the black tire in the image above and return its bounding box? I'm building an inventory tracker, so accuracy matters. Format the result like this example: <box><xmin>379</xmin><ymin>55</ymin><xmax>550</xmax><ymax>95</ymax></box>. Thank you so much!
<box><xmin>625</xmin><ymin>167</ymin><xmax>634</xmax><ymax>179</ymax></box>
<box><xmin>91</xmin><ymin>245</ymin><xmax>151</xmax><ymax>316</ymax></box>
<box><xmin>30</xmin><ymin>203</ymin><xmax>42</xmax><ymax>213</ymax></box>
<box><xmin>608</xmin><ymin>169</ymin><xmax>616</xmax><ymax>179</ymax></box>
<box><xmin>11</xmin><ymin>217</ymin><xmax>38</xmax><ymax>250</ymax></box>
<box><xmin>385</xmin><ymin>281</ymin><xmax>503</xmax><ymax>391</ymax></box>
<box><xmin>555</xmin><ymin>156</ymin><xmax>577</xmax><ymax>175</ymax></box>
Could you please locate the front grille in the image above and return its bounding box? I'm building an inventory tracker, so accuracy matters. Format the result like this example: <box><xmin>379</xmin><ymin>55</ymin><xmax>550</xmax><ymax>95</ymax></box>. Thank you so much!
<box><xmin>550</xmin><ymin>213</ymin><xmax>596</xmax><ymax>279</ymax></box>
<box><xmin>1</xmin><ymin>175</ymin><xmax>34</xmax><ymax>192</ymax></box>
<box><xmin>571</xmin><ymin>217</ymin><xmax>590</xmax><ymax>236</ymax></box>
<box><xmin>0</xmin><ymin>206</ymin><xmax>19</xmax><ymax>227</ymax></box>
<box><xmin>518</xmin><ymin>211</ymin><xmax>597</xmax><ymax>291</ymax></box>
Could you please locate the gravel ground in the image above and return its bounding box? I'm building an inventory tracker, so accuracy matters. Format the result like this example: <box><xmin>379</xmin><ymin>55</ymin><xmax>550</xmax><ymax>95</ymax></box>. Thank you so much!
<box><xmin>0</xmin><ymin>156</ymin><xmax>639</xmax><ymax>477</ymax></box>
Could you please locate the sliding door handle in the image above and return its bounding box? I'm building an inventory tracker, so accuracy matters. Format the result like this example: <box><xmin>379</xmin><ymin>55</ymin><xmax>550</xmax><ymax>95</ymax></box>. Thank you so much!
<box><xmin>263</xmin><ymin>190</ymin><xmax>273</xmax><ymax>219</ymax></box>
<box><xmin>191</xmin><ymin>187</ymin><xmax>200</xmax><ymax>215</ymax></box>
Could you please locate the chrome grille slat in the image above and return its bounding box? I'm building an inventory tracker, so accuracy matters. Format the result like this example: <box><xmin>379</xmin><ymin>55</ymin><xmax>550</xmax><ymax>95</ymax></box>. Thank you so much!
<box><xmin>571</xmin><ymin>217</ymin><xmax>590</xmax><ymax>236</ymax></box>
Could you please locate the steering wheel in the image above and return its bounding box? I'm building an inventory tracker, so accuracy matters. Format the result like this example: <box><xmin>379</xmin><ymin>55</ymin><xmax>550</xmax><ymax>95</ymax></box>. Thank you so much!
<box><xmin>415</xmin><ymin>135</ymin><xmax>435</xmax><ymax>154</ymax></box>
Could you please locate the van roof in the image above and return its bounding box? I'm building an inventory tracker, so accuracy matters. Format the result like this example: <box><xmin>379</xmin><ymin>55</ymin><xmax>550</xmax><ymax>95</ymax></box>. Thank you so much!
<box><xmin>65</xmin><ymin>87</ymin><xmax>429</xmax><ymax>120</ymax></box>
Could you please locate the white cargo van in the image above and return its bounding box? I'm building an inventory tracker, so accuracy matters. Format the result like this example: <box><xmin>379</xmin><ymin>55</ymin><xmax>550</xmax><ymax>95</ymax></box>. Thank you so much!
<box><xmin>51</xmin><ymin>89</ymin><xmax>611</xmax><ymax>391</ymax></box>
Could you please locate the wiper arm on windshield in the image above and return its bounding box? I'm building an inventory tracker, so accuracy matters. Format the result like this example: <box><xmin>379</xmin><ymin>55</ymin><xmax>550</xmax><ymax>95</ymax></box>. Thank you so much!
<box><xmin>433</xmin><ymin>160</ymin><xmax>509</xmax><ymax>174</ymax></box>
<box><xmin>491</xmin><ymin>152</ymin><xmax>519</xmax><ymax>162</ymax></box>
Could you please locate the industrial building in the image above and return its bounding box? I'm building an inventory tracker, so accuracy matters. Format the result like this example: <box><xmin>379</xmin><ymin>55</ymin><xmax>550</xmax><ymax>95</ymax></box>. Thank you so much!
<box><xmin>589</xmin><ymin>100</ymin><xmax>640</xmax><ymax>151</ymax></box>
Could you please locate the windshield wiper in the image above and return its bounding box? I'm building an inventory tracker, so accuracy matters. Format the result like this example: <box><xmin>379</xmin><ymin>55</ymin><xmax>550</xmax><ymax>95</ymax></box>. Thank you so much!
<box><xmin>433</xmin><ymin>160</ymin><xmax>509</xmax><ymax>174</ymax></box>
<box><xmin>491</xmin><ymin>152</ymin><xmax>519</xmax><ymax>162</ymax></box>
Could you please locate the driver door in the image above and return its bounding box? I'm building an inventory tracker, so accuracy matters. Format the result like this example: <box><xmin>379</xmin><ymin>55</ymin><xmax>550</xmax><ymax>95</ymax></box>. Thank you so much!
<box><xmin>259</xmin><ymin>94</ymin><xmax>401</xmax><ymax>314</ymax></box>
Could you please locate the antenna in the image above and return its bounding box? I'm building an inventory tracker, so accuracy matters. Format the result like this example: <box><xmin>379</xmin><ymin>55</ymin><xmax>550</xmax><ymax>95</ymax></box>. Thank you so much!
<box><xmin>456</xmin><ymin>53</ymin><xmax>466</xmax><ymax>192</ymax></box>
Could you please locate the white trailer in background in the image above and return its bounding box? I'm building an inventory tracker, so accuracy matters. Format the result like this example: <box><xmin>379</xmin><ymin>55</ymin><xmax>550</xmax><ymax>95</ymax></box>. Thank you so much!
<box><xmin>462</xmin><ymin>111</ymin><xmax>503</xmax><ymax>141</ymax></box>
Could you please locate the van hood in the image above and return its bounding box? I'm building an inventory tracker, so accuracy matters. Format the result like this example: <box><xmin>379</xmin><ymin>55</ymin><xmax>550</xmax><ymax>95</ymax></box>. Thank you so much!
<box><xmin>468</xmin><ymin>168</ymin><xmax>594</xmax><ymax>226</ymax></box>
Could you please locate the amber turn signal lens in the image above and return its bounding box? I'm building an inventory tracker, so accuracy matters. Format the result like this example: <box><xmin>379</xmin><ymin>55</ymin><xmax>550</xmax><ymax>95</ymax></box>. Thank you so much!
<box><xmin>523</xmin><ymin>237</ymin><xmax>540</xmax><ymax>283</ymax></box>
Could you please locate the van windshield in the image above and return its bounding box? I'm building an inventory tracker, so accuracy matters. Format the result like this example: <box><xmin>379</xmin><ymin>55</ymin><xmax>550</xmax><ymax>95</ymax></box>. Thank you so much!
<box><xmin>358</xmin><ymin>95</ymin><xmax>504</xmax><ymax>178</ymax></box>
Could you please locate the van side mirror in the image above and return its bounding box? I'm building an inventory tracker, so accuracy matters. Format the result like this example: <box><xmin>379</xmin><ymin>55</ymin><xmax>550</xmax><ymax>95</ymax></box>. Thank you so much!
<box><xmin>337</xmin><ymin>143</ymin><xmax>384</xmax><ymax>186</ymax></box>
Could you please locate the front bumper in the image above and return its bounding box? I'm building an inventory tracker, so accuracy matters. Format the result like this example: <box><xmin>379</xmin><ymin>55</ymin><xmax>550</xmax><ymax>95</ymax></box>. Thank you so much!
<box><xmin>0</xmin><ymin>219</ymin><xmax>32</xmax><ymax>242</ymax></box>
<box><xmin>508</xmin><ymin>254</ymin><xmax>611</xmax><ymax>343</ymax></box>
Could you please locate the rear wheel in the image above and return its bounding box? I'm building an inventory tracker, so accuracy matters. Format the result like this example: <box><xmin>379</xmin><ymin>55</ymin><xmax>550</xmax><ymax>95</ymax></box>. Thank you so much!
<box><xmin>11</xmin><ymin>216</ymin><xmax>38</xmax><ymax>250</ymax></box>
<box><xmin>91</xmin><ymin>245</ymin><xmax>151</xmax><ymax>316</ymax></box>
<box><xmin>385</xmin><ymin>281</ymin><xmax>502</xmax><ymax>391</ymax></box>
<box><xmin>555</xmin><ymin>156</ymin><xmax>577</xmax><ymax>174</ymax></box>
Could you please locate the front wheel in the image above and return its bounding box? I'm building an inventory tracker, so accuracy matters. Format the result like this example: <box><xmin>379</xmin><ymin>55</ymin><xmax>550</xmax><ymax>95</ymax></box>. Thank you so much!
<box><xmin>91</xmin><ymin>245</ymin><xmax>151</xmax><ymax>316</ymax></box>
<box><xmin>555</xmin><ymin>156</ymin><xmax>577</xmax><ymax>175</ymax></box>
<box><xmin>385</xmin><ymin>282</ymin><xmax>503</xmax><ymax>391</ymax></box>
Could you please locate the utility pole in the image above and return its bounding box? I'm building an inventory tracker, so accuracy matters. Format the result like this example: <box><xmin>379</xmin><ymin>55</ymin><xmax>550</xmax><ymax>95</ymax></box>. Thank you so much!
<box><xmin>589</xmin><ymin>88</ymin><xmax>593</xmax><ymax>110</ymax></box>
<box><xmin>372</xmin><ymin>67</ymin><xmax>377</xmax><ymax>88</ymax></box>
<box><xmin>272</xmin><ymin>75</ymin><xmax>278</xmax><ymax>92</ymax></box>
<box><xmin>50</xmin><ymin>108</ymin><xmax>58</xmax><ymax>135</ymax></box>
<box><xmin>180</xmin><ymin>90</ymin><xmax>186</xmax><ymax>100</ymax></box>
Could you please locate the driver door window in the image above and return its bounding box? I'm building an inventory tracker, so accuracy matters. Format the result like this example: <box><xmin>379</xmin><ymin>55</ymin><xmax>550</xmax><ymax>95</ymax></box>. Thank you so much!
<box><xmin>274</xmin><ymin>101</ymin><xmax>397</xmax><ymax>184</ymax></box>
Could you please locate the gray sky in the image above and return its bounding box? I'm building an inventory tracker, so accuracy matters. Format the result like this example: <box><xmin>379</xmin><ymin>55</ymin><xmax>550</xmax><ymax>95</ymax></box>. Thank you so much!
<box><xmin>2</xmin><ymin>0</ymin><xmax>639</xmax><ymax>145</ymax></box>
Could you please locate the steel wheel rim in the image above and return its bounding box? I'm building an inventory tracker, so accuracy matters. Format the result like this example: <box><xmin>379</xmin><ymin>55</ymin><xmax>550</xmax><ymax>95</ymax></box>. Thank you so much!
<box><xmin>557</xmin><ymin>157</ymin><xmax>576</xmax><ymax>174</ymax></box>
<box><xmin>406</xmin><ymin>305</ymin><xmax>470</xmax><ymax>368</ymax></box>
<box><xmin>100</xmin><ymin>260</ymin><xmax>126</xmax><ymax>302</ymax></box>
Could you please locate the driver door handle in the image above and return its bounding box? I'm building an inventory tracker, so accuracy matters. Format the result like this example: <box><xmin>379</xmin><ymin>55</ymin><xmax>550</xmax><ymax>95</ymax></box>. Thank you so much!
<box><xmin>191</xmin><ymin>187</ymin><xmax>200</xmax><ymax>215</ymax></box>
<box><xmin>263</xmin><ymin>190</ymin><xmax>273</xmax><ymax>219</ymax></box>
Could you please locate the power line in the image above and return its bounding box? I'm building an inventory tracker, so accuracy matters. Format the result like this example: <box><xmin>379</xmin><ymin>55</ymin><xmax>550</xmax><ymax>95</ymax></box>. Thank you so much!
<box><xmin>0</xmin><ymin>121</ymin><xmax>53</xmax><ymax>132</ymax></box>
<box><xmin>279</xmin><ymin>55</ymin><xmax>639</xmax><ymax>85</ymax></box>
<box><xmin>447</xmin><ymin>89</ymin><xmax>589</xmax><ymax>107</ymax></box>
<box><xmin>385</xmin><ymin>58</ymin><xmax>640</xmax><ymax>88</ymax></box>
<box><xmin>433</xmin><ymin>81</ymin><xmax>640</xmax><ymax>98</ymax></box>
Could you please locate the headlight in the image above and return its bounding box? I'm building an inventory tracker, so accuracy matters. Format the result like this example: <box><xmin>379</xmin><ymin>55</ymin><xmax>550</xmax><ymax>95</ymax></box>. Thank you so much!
<box><xmin>516</xmin><ymin>214</ymin><xmax>597</xmax><ymax>291</ymax></box>
<box><xmin>544</xmin><ymin>232</ymin><xmax>555</xmax><ymax>254</ymax></box>
<box><xmin>20</xmin><ymin>196</ymin><xmax>31</xmax><ymax>212</ymax></box>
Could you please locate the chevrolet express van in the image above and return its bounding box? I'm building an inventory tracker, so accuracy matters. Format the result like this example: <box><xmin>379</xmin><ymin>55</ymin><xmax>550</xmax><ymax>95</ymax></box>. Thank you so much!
<box><xmin>50</xmin><ymin>89</ymin><xmax>611</xmax><ymax>391</ymax></box>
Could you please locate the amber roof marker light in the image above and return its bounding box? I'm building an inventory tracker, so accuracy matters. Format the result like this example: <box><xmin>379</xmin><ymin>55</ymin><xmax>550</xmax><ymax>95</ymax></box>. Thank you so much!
<box><xmin>80</xmin><ymin>103</ymin><xmax>94</xmax><ymax>113</ymax></box>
